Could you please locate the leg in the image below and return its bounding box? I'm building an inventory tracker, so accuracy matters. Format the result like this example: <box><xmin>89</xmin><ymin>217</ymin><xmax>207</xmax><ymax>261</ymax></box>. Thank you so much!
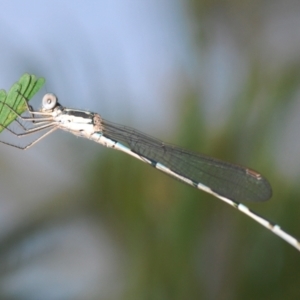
<box><xmin>2</xmin><ymin>123</ymin><xmax>56</xmax><ymax>137</ymax></box>
<box><xmin>0</xmin><ymin>100</ymin><xmax>54</xmax><ymax>125</ymax></box>
<box><xmin>0</xmin><ymin>126</ymin><xmax>58</xmax><ymax>150</ymax></box>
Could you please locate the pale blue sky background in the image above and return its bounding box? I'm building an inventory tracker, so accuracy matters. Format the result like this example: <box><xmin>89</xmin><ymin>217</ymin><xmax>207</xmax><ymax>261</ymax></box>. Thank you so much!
<box><xmin>0</xmin><ymin>1</ymin><xmax>200</xmax><ymax>299</ymax></box>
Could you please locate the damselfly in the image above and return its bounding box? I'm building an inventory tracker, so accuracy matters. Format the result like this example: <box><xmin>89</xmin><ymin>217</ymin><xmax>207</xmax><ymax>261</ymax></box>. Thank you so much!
<box><xmin>1</xmin><ymin>93</ymin><xmax>299</xmax><ymax>252</ymax></box>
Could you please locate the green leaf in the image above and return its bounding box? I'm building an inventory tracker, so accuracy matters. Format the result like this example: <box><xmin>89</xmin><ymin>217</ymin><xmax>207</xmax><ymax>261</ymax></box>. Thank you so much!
<box><xmin>0</xmin><ymin>74</ymin><xmax>45</xmax><ymax>133</ymax></box>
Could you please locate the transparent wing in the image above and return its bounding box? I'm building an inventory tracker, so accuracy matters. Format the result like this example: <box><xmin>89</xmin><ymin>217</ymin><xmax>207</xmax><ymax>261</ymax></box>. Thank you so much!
<box><xmin>102</xmin><ymin>120</ymin><xmax>272</xmax><ymax>202</ymax></box>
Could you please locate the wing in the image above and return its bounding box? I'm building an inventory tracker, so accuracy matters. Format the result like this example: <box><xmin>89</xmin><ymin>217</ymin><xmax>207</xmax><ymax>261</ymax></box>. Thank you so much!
<box><xmin>102</xmin><ymin>120</ymin><xmax>272</xmax><ymax>202</ymax></box>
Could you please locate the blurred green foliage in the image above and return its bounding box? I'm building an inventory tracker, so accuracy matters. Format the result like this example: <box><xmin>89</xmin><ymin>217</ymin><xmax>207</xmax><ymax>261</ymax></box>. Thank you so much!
<box><xmin>82</xmin><ymin>63</ymin><xmax>300</xmax><ymax>299</ymax></box>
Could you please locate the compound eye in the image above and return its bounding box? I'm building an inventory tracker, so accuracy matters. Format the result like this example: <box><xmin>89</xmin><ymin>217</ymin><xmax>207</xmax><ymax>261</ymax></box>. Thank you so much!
<box><xmin>42</xmin><ymin>93</ymin><xmax>58</xmax><ymax>110</ymax></box>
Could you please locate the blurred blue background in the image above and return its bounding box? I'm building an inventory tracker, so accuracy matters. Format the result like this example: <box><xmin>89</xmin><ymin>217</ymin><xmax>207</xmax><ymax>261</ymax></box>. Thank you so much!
<box><xmin>0</xmin><ymin>1</ymin><xmax>300</xmax><ymax>299</ymax></box>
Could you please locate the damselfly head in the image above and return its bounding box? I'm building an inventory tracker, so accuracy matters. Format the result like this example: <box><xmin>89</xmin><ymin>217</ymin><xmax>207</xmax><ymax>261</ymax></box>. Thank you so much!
<box><xmin>42</xmin><ymin>93</ymin><xmax>58</xmax><ymax>111</ymax></box>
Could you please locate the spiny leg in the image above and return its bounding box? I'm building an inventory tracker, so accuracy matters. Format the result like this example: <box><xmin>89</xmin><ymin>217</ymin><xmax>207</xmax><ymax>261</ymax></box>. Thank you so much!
<box><xmin>0</xmin><ymin>100</ymin><xmax>54</xmax><ymax>126</ymax></box>
<box><xmin>2</xmin><ymin>109</ymin><xmax>51</xmax><ymax>132</ymax></box>
<box><xmin>0</xmin><ymin>125</ymin><xmax>58</xmax><ymax>150</ymax></box>
<box><xmin>0</xmin><ymin>96</ymin><xmax>58</xmax><ymax>149</ymax></box>
<box><xmin>2</xmin><ymin>122</ymin><xmax>57</xmax><ymax>137</ymax></box>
